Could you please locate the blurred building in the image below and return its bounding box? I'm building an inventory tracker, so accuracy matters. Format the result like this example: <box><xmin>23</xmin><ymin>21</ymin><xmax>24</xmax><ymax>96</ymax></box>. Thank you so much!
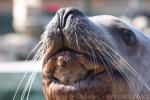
<box><xmin>0</xmin><ymin>0</ymin><xmax>13</xmax><ymax>34</ymax></box>
<box><xmin>0</xmin><ymin>0</ymin><xmax>150</xmax><ymax>35</ymax></box>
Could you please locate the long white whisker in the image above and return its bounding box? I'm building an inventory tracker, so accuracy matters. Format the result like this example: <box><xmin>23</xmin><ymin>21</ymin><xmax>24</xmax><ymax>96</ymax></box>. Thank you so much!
<box><xmin>13</xmin><ymin>40</ymin><xmax>43</xmax><ymax>100</ymax></box>
<box><xmin>78</xmin><ymin>27</ymin><xmax>98</xmax><ymax>73</ymax></box>
<box><xmin>75</xmin><ymin>30</ymin><xmax>80</xmax><ymax>51</ymax></box>
<box><xmin>20</xmin><ymin>73</ymin><xmax>34</xmax><ymax>100</ymax></box>
<box><xmin>26</xmin><ymin>41</ymin><xmax>42</xmax><ymax>61</ymax></box>
<box><xmin>93</xmin><ymin>38</ymin><xmax>140</xmax><ymax>94</ymax></box>
<box><xmin>13</xmin><ymin>72</ymin><xmax>28</xmax><ymax>100</ymax></box>
<box><xmin>99</xmin><ymin>39</ymin><xmax>150</xmax><ymax>91</ymax></box>
<box><xmin>26</xmin><ymin>72</ymin><xmax>37</xmax><ymax>100</ymax></box>
<box><xmin>83</xmin><ymin>32</ymin><xmax>117</xmax><ymax>92</ymax></box>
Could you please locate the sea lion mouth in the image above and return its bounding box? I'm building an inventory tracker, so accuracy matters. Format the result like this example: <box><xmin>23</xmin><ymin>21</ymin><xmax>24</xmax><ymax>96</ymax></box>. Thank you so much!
<box><xmin>44</xmin><ymin>46</ymin><xmax>107</xmax><ymax>85</ymax></box>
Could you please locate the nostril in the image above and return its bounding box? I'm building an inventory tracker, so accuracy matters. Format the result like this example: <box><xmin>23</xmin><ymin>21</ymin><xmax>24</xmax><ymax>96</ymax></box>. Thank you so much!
<box><xmin>62</xmin><ymin>7</ymin><xmax>84</xmax><ymax>28</ymax></box>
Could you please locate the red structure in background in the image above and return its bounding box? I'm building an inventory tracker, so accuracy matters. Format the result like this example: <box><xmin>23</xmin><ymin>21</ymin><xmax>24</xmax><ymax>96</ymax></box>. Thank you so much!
<box><xmin>43</xmin><ymin>3</ymin><xmax>62</xmax><ymax>13</ymax></box>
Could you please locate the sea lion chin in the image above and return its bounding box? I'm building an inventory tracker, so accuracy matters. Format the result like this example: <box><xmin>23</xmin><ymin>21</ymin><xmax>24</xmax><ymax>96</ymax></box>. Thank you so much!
<box><xmin>41</xmin><ymin>7</ymin><xmax>150</xmax><ymax>100</ymax></box>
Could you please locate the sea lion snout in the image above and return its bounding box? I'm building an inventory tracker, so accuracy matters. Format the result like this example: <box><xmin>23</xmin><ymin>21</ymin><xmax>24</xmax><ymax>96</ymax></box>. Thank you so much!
<box><xmin>44</xmin><ymin>7</ymin><xmax>88</xmax><ymax>56</ymax></box>
<box><xmin>46</xmin><ymin>7</ymin><xmax>84</xmax><ymax>42</ymax></box>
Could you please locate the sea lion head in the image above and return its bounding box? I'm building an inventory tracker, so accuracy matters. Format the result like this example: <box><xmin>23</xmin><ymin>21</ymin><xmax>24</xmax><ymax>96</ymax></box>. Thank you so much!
<box><xmin>41</xmin><ymin>7</ymin><xmax>150</xmax><ymax>100</ymax></box>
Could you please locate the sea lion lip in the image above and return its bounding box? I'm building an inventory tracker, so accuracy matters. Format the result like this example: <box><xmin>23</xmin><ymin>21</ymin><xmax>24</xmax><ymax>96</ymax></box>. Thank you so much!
<box><xmin>48</xmin><ymin>47</ymin><xmax>90</xmax><ymax>59</ymax></box>
<box><xmin>47</xmin><ymin>47</ymin><xmax>105</xmax><ymax>66</ymax></box>
<box><xmin>50</xmin><ymin>70</ymin><xmax>107</xmax><ymax>87</ymax></box>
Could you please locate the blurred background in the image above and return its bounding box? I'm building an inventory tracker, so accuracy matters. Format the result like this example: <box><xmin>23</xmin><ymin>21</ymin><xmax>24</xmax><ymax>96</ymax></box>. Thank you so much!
<box><xmin>0</xmin><ymin>0</ymin><xmax>150</xmax><ymax>100</ymax></box>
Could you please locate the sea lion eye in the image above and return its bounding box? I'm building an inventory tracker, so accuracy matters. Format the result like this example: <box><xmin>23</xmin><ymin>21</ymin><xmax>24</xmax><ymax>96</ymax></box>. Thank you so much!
<box><xmin>120</xmin><ymin>29</ymin><xmax>137</xmax><ymax>45</ymax></box>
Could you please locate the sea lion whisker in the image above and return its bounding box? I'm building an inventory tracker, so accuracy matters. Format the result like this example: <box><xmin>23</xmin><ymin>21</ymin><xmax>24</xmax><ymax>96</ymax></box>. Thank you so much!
<box><xmin>97</xmin><ymin>39</ymin><xmax>150</xmax><ymax>91</ymax></box>
<box><xmin>97</xmin><ymin>52</ymin><xmax>117</xmax><ymax>92</ymax></box>
<box><xmin>66</xmin><ymin>30</ymin><xmax>73</xmax><ymax>43</ymax></box>
<box><xmin>92</xmin><ymin>38</ymin><xmax>138</xmax><ymax>95</ymax></box>
<box><xmin>77</xmin><ymin>23</ymin><xmax>97</xmax><ymax>37</ymax></box>
<box><xmin>66</xmin><ymin>19</ymin><xmax>76</xmax><ymax>42</ymax></box>
<box><xmin>33</xmin><ymin>50</ymin><xmax>43</xmax><ymax>61</ymax></box>
<box><xmin>90</xmin><ymin>51</ymin><xmax>99</xmax><ymax>74</ymax></box>
<box><xmin>77</xmin><ymin>25</ymin><xmax>103</xmax><ymax>46</ymax></box>
<box><xmin>13</xmin><ymin>72</ymin><xmax>28</xmax><ymax>100</ymax></box>
<box><xmin>104</xmin><ymin>53</ymin><xmax>135</xmax><ymax>90</ymax></box>
<box><xmin>33</xmin><ymin>48</ymin><xmax>43</xmax><ymax>60</ymax></box>
<box><xmin>26</xmin><ymin>72</ymin><xmax>37</xmax><ymax>100</ymax></box>
<box><xmin>86</xmin><ymin>36</ymin><xmax>117</xmax><ymax>92</ymax></box>
<box><xmin>94</xmin><ymin>38</ymin><xmax>136</xmax><ymax>79</ymax></box>
<box><xmin>75</xmin><ymin>17</ymin><xmax>87</xmax><ymax>21</ymax></box>
<box><xmin>104</xmin><ymin>54</ymin><xmax>138</xmax><ymax>96</ymax></box>
<box><xmin>101</xmin><ymin>51</ymin><xmax>137</xmax><ymax>96</ymax></box>
<box><xmin>76</xmin><ymin>26</ymin><xmax>96</xmax><ymax>54</ymax></box>
<box><xmin>26</xmin><ymin>40</ymin><xmax>43</xmax><ymax>61</ymax></box>
<box><xmin>78</xmin><ymin>27</ymin><xmax>98</xmax><ymax>72</ymax></box>
<box><xmin>20</xmin><ymin>72</ymin><xmax>35</xmax><ymax>100</ymax></box>
<box><xmin>77</xmin><ymin>27</ymin><xmax>111</xmax><ymax>73</ymax></box>
<box><xmin>80</xmin><ymin>32</ymin><xmax>120</xmax><ymax>94</ymax></box>
<box><xmin>86</xmin><ymin>44</ymin><xmax>99</xmax><ymax>73</ymax></box>
<box><xmin>21</xmin><ymin>48</ymin><xmax>42</xmax><ymax>100</ymax></box>
<box><xmin>13</xmin><ymin>46</ymin><xmax>43</xmax><ymax>100</ymax></box>
<box><xmin>86</xmin><ymin>49</ymin><xmax>95</xmax><ymax>68</ymax></box>
<box><xmin>74</xmin><ymin>28</ymin><xmax>80</xmax><ymax>51</ymax></box>
<box><xmin>77</xmin><ymin>21</ymin><xmax>111</xmax><ymax>38</ymax></box>
<box><xmin>41</xmin><ymin>32</ymin><xmax>53</xmax><ymax>53</ymax></box>
<box><xmin>110</xmin><ymin>54</ymin><xmax>150</xmax><ymax>92</ymax></box>
<box><xmin>105</xmin><ymin>54</ymin><xmax>141</xmax><ymax>98</ymax></box>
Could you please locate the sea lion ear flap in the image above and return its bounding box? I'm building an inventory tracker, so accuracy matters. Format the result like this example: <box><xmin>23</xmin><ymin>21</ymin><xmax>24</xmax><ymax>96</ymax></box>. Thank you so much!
<box><xmin>119</xmin><ymin>28</ymin><xmax>137</xmax><ymax>46</ymax></box>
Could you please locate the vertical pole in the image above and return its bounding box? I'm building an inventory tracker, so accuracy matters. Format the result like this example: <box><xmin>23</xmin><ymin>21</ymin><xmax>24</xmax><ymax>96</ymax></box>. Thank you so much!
<box><xmin>12</xmin><ymin>0</ymin><xmax>27</xmax><ymax>32</ymax></box>
<box><xmin>82</xmin><ymin>0</ymin><xmax>91</xmax><ymax>15</ymax></box>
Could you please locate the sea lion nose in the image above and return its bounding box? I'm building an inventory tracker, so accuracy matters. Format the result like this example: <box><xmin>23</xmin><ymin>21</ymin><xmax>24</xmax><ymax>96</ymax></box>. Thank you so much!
<box><xmin>56</xmin><ymin>7</ymin><xmax>84</xmax><ymax>28</ymax></box>
<box><xmin>61</xmin><ymin>7</ymin><xmax>84</xmax><ymax>28</ymax></box>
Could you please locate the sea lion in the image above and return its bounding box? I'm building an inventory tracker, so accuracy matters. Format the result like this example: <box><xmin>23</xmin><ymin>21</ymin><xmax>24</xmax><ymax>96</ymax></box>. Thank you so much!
<box><xmin>41</xmin><ymin>7</ymin><xmax>150</xmax><ymax>100</ymax></box>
